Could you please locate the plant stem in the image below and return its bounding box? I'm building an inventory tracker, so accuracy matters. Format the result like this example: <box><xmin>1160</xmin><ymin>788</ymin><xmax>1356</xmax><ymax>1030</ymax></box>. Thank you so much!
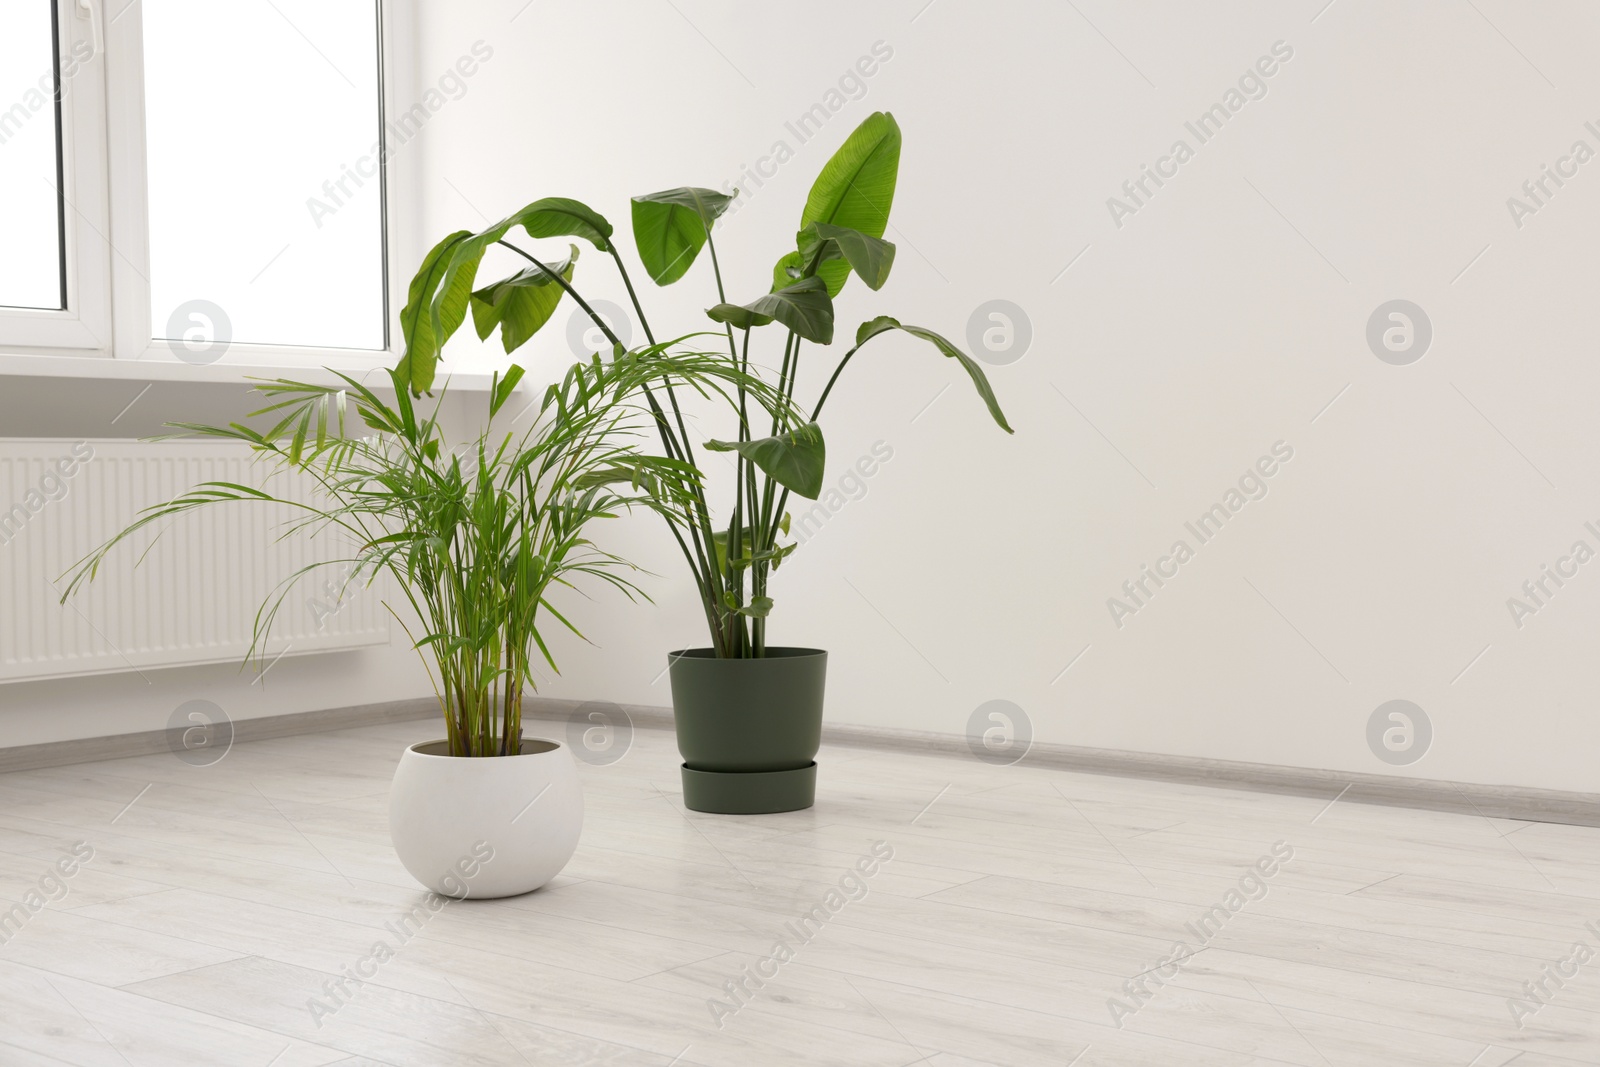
<box><xmin>602</xmin><ymin>244</ymin><xmax>733</xmax><ymax>655</ymax></box>
<box><xmin>499</xmin><ymin>239</ymin><xmax>727</xmax><ymax>655</ymax></box>
<box><xmin>812</xmin><ymin>341</ymin><xmax>866</xmax><ymax>422</ymax></box>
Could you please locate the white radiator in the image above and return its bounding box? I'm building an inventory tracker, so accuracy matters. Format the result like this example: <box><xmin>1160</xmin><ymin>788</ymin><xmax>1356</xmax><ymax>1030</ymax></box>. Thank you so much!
<box><xmin>0</xmin><ymin>439</ymin><xmax>390</xmax><ymax>684</ymax></box>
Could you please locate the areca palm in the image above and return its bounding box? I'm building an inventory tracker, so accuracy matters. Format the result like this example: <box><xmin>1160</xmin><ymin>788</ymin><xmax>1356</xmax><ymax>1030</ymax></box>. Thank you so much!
<box><xmin>63</xmin><ymin>350</ymin><xmax>774</xmax><ymax>755</ymax></box>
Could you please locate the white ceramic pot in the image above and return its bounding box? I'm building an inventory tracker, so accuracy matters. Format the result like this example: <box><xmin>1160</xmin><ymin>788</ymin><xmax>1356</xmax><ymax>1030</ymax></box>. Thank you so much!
<box><xmin>388</xmin><ymin>738</ymin><xmax>583</xmax><ymax>899</ymax></box>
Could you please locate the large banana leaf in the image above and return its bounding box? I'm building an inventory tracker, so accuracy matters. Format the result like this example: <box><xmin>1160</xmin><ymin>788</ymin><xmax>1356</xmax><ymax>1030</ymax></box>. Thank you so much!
<box><xmin>857</xmin><ymin>316</ymin><xmax>1013</xmax><ymax>433</ymax></box>
<box><xmin>704</xmin><ymin>421</ymin><xmax>825</xmax><ymax>499</ymax></box>
<box><xmin>794</xmin><ymin>112</ymin><xmax>901</xmax><ymax>296</ymax></box>
<box><xmin>516</xmin><ymin>197</ymin><xmax>614</xmax><ymax>251</ymax></box>
<box><xmin>631</xmin><ymin>187</ymin><xmax>734</xmax><ymax>286</ymax></box>
<box><xmin>707</xmin><ymin>277</ymin><xmax>833</xmax><ymax>344</ymax></box>
<box><xmin>403</xmin><ymin>198</ymin><xmax>613</xmax><ymax>393</ymax></box>
<box><xmin>397</xmin><ymin>229</ymin><xmax>471</xmax><ymax>394</ymax></box>
<box><xmin>469</xmin><ymin>245</ymin><xmax>579</xmax><ymax>354</ymax></box>
<box><xmin>797</xmin><ymin>223</ymin><xmax>895</xmax><ymax>291</ymax></box>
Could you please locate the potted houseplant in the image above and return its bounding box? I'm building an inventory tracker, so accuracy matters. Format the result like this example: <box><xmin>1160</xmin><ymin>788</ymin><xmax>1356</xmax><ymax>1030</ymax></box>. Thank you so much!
<box><xmin>63</xmin><ymin>346</ymin><xmax>746</xmax><ymax>892</ymax></box>
<box><xmin>398</xmin><ymin>112</ymin><xmax>1013</xmax><ymax>813</ymax></box>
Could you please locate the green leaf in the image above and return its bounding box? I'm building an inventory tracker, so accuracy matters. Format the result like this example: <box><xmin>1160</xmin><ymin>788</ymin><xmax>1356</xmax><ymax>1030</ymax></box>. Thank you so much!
<box><xmin>711</xmin><ymin>529</ymin><xmax>750</xmax><ymax>573</ymax></box>
<box><xmin>572</xmin><ymin>464</ymin><xmax>660</xmax><ymax>493</ymax></box>
<box><xmin>634</xmin><ymin>186</ymin><xmax>733</xmax><ymax>226</ymax></box>
<box><xmin>397</xmin><ymin>229</ymin><xmax>472</xmax><ymax>394</ymax></box>
<box><xmin>855</xmin><ymin>316</ymin><xmax>1013</xmax><ymax>433</ymax></box>
<box><xmin>719</xmin><ymin>589</ymin><xmax>774</xmax><ymax>618</ymax></box>
<box><xmin>737</xmin><ymin>595</ymin><xmax>773</xmax><ymax>619</ymax></box>
<box><xmin>469</xmin><ymin>245</ymin><xmax>579</xmax><ymax>354</ymax></box>
<box><xmin>490</xmin><ymin>365</ymin><xmax>526</xmax><ymax>419</ymax></box>
<box><xmin>705</xmin><ymin>421</ymin><xmax>826</xmax><ymax>499</ymax></box>
<box><xmin>725</xmin><ymin>277</ymin><xmax>833</xmax><ymax>344</ymax></box>
<box><xmin>797</xmin><ymin>222</ymin><xmax>896</xmax><ymax>291</ymax></box>
<box><xmin>705</xmin><ymin>304</ymin><xmax>774</xmax><ymax>331</ymax></box>
<box><xmin>631</xmin><ymin>187</ymin><xmax>734</xmax><ymax>286</ymax></box>
<box><xmin>514</xmin><ymin>197</ymin><xmax>613</xmax><ymax>252</ymax></box>
<box><xmin>408</xmin><ymin>198</ymin><xmax>612</xmax><ymax>394</ymax></box>
<box><xmin>771</xmin><ymin>250</ymin><xmax>803</xmax><ymax>292</ymax></box>
<box><xmin>855</xmin><ymin>314</ymin><xmax>900</xmax><ymax>348</ymax></box>
<box><xmin>799</xmin><ymin>112</ymin><xmax>901</xmax><ymax>296</ymax></box>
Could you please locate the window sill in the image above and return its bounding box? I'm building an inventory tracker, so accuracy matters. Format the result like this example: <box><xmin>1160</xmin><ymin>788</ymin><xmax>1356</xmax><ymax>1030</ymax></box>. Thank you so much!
<box><xmin>0</xmin><ymin>350</ymin><xmax>500</xmax><ymax>392</ymax></box>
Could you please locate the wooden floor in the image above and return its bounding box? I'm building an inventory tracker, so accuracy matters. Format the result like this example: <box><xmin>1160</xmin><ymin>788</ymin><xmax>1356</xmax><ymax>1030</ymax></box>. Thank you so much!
<box><xmin>0</xmin><ymin>717</ymin><xmax>1597</xmax><ymax>1066</ymax></box>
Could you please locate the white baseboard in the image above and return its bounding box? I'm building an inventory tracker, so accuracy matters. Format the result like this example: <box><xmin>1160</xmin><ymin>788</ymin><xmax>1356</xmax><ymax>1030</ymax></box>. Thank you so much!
<box><xmin>520</xmin><ymin>697</ymin><xmax>1600</xmax><ymax>828</ymax></box>
<box><xmin>5</xmin><ymin>693</ymin><xmax>1595</xmax><ymax>829</ymax></box>
<box><xmin>0</xmin><ymin>697</ymin><xmax>437</xmax><ymax>774</ymax></box>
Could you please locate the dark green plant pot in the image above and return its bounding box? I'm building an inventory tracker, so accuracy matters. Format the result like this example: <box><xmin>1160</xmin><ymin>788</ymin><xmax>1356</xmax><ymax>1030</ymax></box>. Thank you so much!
<box><xmin>668</xmin><ymin>647</ymin><xmax>827</xmax><ymax>814</ymax></box>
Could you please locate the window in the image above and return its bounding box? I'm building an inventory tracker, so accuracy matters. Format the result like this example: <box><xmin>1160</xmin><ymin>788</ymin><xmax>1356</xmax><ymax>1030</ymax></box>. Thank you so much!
<box><xmin>0</xmin><ymin>0</ymin><xmax>109</xmax><ymax>352</ymax></box>
<box><xmin>0</xmin><ymin>2</ymin><xmax>66</xmax><ymax>311</ymax></box>
<box><xmin>0</xmin><ymin>0</ymin><xmax>410</xmax><ymax>370</ymax></box>
<box><xmin>141</xmin><ymin>1</ymin><xmax>388</xmax><ymax>354</ymax></box>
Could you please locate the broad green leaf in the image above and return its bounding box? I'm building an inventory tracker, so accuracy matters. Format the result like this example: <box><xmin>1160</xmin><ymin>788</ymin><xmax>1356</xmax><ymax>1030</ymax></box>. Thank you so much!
<box><xmin>469</xmin><ymin>245</ymin><xmax>579</xmax><ymax>354</ymax></box>
<box><xmin>856</xmin><ymin>314</ymin><xmax>901</xmax><ymax>348</ymax></box>
<box><xmin>631</xmin><ymin>187</ymin><xmax>734</xmax><ymax>286</ymax></box>
<box><xmin>705</xmin><ymin>421</ymin><xmax>826</xmax><ymax>499</ymax></box>
<box><xmin>797</xmin><ymin>222</ymin><xmax>896</xmax><ymax>291</ymax></box>
<box><xmin>724</xmin><ymin>277</ymin><xmax>833</xmax><ymax>344</ymax></box>
<box><xmin>515</xmin><ymin>197</ymin><xmax>613</xmax><ymax>252</ymax></box>
<box><xmin>397</xmin><ymin>229</ymin><xmax>471</xmax><ymax>394</ymax></box>
<box><xmin>799</xmin><ymin>112</ymin><xmax>901</xmax><ymax>296</ymax></box>
<box><xmin>855</xmin><ymin>316</ymin><xmax>1013</xmax><ymax>433</ymax></box>
<box><xmin>633</xmin><ymin>186</ymin><xmax>733</xmax><ymax>225</ymax></box>
<box><xmin>705</xmin><ymin>304</ymin><xmax>774</xmax><ymax>331</ymax></box>
<box><xmin>771</xmin><ymin>250</ymin><xmax>803</xmax><ymax>292</ymax></box>
<box><xmin>412</xmin><ymin>198</ymin><xmax>612</xmax><ymax>393</ymax></box>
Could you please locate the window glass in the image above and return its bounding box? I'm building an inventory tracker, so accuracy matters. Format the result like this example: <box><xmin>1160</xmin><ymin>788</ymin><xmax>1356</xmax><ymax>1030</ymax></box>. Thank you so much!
<box><xmin>0</xmin><ymin>2</ymin><xmax>67</xmax><ymax>312</ymax></box>
<box><xmin>143</xmin><ymin>1</ymin><xmax>387</xmax><ymax>351</ymax></box>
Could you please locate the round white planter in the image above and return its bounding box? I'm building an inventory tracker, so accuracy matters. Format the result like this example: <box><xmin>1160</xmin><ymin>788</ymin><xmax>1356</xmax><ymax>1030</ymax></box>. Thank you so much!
<box><xmin>388</xmin><ymin>738</ymin><xmax>583</xmax><ymax>899</ymax></box>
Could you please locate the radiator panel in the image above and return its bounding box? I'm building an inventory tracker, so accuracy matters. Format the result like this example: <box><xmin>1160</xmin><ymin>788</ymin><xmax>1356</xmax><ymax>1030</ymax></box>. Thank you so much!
<box><xmin>0</xmin><ymin>439</ymin><xmax>390</xmax><ymax>684</ymax></box>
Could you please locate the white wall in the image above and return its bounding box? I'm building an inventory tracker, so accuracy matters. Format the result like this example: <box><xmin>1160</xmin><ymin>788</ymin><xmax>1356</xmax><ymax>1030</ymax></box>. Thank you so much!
<box><xmin>13</xmin><ymin>2</ymin><xmax>1593</xmax><ymax>792</ymax></box>
<box><xmin>412</xmin><ymin>0</ymin><xmax>1600</xmax><ymax>794</ymax></box>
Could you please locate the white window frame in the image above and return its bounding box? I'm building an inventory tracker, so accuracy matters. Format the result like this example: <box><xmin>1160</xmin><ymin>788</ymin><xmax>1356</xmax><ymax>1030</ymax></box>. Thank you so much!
<box><xmin>0</xmin><ymin>0</ymin><xmax>421</xmax><ymax>380</ymax></box>
<box><xmin>0</xmin><ymin>0</ymin><xmax>113</xmax><ymax>356</ymax></box>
